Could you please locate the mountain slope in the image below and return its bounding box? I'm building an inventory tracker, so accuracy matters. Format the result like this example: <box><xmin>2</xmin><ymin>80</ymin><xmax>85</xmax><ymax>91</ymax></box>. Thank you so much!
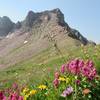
<box><xmin>0</xmin><ymin>8</ymin><xmax>95</xmax><ymax>68</ymax></box>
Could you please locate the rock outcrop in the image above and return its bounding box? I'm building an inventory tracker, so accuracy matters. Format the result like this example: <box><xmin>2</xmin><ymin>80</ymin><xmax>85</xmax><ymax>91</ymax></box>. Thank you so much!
<box><xmin>0</xmin><ymin>8</ymin><xmax>96</xmax><ymax>46</ymax></box>
<box><xmin>0</xmin><ymin>16</ymin><xmax>14</xmax><ymax>36</ymax></box>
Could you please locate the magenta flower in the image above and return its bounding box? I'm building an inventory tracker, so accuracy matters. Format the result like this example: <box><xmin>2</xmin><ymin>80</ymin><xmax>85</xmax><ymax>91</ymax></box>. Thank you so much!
<box><xmin>75</xmin><ymin>80</ymin><xmax>80</xmax><ymax>85</ymax></box>
<box><xmin>82</xmin><ymin>62</ymin><xmax>97</xmax><ymax>80</ymax></box>
<box><xmin>65</xmin><ymin>59</ymin><xmax>97</xmax><ymax>80</ymax></box>
<box><xmin>8</xmin><ymin>92</ymin><xmax>19</xmax><ymax>100</ymax></box>
<box><xmin>0</xmin><ymin>91</ymin><xmax>4</xmax><ymax>100</ymax></box>
<box><xmin>82</xmin><ymin>66</ymin><xmax>90</xmax><ymax>77</ymax></box>
<box><xmin>0</xmin><ymin>91</ymin><xmax>7</xmax><ymax>100</ymax></box>
<box><xmin>67</xmin><ymin>59</ymin><xmax>81</xmax><ymax>74</ymax></box>
<box><xmin>61</xmin><ymin>64</ymin><xmax>66</xmax><ymax>73</ymax></box>
<box><xmin>78</xmin><ymin>59</ymin><xmax>84</xmax><ymax>68</ymax></box>
<box><xmin>86</xmin><ymin>60</ymin><xmax>94</xmax><ymax>68</ymax></box>
<box><xmin>12</xmin><ymin>83</ymin><xmax>18</xmax><ymax>90</ymax></box>
<box><xmin>54</xmin><ymin>72</ymin><xmax>59</xmax><ymax>79</ymax></box>
<box><xmin>2</xmin><ymin>96</ymin><xmax>6</xmax><ymax>100</ymax></box>
<box><xmin>53</xmin><ymin>78</ymin><xmax>59</xmax><ymax>88</ymax></box>
<box><xmin>18</xmin><ymin>96</ymin><xmax>23</xmax><ymax>100</ymax></box>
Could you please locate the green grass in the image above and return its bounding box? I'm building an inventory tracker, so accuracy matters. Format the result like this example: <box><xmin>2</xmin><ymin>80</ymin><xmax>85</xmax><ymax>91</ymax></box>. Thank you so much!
<box><xmin>0</xmin><ymin>45</ymin><xmax>100</xmax><ymax>89</ymax></box>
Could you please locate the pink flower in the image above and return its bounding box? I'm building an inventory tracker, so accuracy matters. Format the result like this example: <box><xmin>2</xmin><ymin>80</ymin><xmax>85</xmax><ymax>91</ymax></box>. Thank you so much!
<box><xmin>53</xmin><ymin>78</ymin><xmax>59</xmax><ymax>88</ymax></box>
<box><xmin>0</xmin><ymin>91</ymin><xmax>7</xmax><ymax>100</ymax></box>
<box><xmin>86</xmin><ymin>60</ymin><xmax>94</xmax><ymax>68</ymax></box>
<box><xmin>88</xmin><ymin>67</ymin><xmax>97</xmax><ymax>80</ymax></box>
<box><xmin>66</xmin><ymin>59</ymin><xmax>97</xmax><ymax>80</ymax></box>
<box><xmin>8</xmin><ymin>92</ymin><xmax>19</xmax><ymax>100</ymax></box>
<box><xmin>75</xmin><ymin>80</ymin><xmax>80</xmax><ymax>85</ymax></box>
<box><xmin>78</xmin><ymin>59</ymin><xmax>84</xmax><ymax>68</ymax></box>
<box><xmin>0</xmin><ymin>91</ymin><xmax>4</xmax><ymax>100</ymax></box>
<box><xmin>12</xmin><ymin>83</ymin><xmax>18</xmax><ymax>90</ymax></box>
<box><xmin>54</xmin><ymin>72</ymin><xmax>59</xmax><ymax>79</ymax></box>
<box><xmin>82</xmin><ymin>64</ymin><xmax>97</xmax><ymax>80</ymax></box>
<box><xmin>82</xmin><ymin>67</ymin><xmax>90</xmax><ymax>77</ymax></box>
<box><xmin>61</xmin><ymin>64</ymin><xmax>66</xmax><ymax>73</ymax></box>
<box><xmin>67</xmin><ymin>59</ymin><xmax>80</xmax><ymax>74</ymax></box>
<box><xmin>61</xmin><ymin>86</ymin><xmax>73</xmax><ymax>97</ymax></box>
<box><xmin>18</xmin><ymin>96</ymin><xmax>23</xmax><ymax>100</ymax></box>
<box><xmin>3</xmin><ymin>96</ymin><xmax>6</xmax><ymax>100</ymax></box>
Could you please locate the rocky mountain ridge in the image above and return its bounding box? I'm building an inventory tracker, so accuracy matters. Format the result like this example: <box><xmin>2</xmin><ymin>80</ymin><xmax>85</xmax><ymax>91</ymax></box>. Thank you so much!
<box><xmin>0</xmin><ymin>8</ymin><xmax>96</xmax><ymax>68</ymax></box>
<box><xmin>0</xmin><ymin>8</ymin><xmax>92</xmax><ymax>45</ymax></box>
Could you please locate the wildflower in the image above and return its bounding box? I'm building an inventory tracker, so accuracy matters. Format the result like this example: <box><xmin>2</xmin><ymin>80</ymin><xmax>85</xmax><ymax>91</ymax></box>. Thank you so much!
<box><xmin>75</xmin><ymin>80</ymin><xmax>80</xmax><ymax>85</ymax></box>
<box><xmin>82</xmin><ymin>67</ymin><xmax>90</xmax><ymax>77</ymax></box>
<box><xmin>82</xmin><ymin>65</ymin><xmax>97</xmax><ymax>80</ymax></box>
<box><xmin>18</xmin><ymin>96</ymin><xmax>23</xmax><ymax>100</ymax></box>
<box><xmin>61</xmin><ymin>64</ymin><xmax>66</xmax><ymax>73</ymax></box>
<box><xmin>67</xmin><ymin>86</ymin><xmax>73</xmax><ymax>95</ymax></box>
<box><xmin>38</xmin><ymin>85</ymin><xmax>47</xmax><ymax>90</ymax></box>
<box><xmin>0</xmin><ymin>91</ymin><xmax>4</xmax><ymax>100</ymax></box>
<box><xmin>53</xmin><ymin>78</ymin><xmax>59</xmax><ymax>88</ymax></box>
<box><xmin>54</xmin><ymin>72</ymin><xmax>59</xmax><ymax>79</ymax></box>
<box><xmin>67</xmin><ymin>59</ymin><xmax>80</xmax><ymax>74</ymax></box>
<box><xmin>23</xmin><ymin>88</ymin><xmax>29</xmax><ymax>94</ymax></box>
<box><xmin>2</xmin><ymin>96</ymin><xmax>6</xmax><ymax>100</ymax></box>
<box><xmin>61</xmin><ymin>90</ymin><xmax>67</xmax><ymax>97</ymax></box>
<box><xmin>24</xmin><ymin>94</ymin><xmax>30</xmax><ymax>100</ymax></box>
<box><xmin>83</xmin><ymin>88</ymin><xmax>91</xmax><ymax>95</ymax></box>
<box><xmin>78</xmin><ymin>59</ymin><xmax>84</xmax><ymax>68</ymax></box>
<box><xmin>58</xmin><ymin>77</ymin><xmax>66</xmax><ymax>81</ymax></box>
<box><xmin>66</xmin><ymin>78</ymin><xmax>70</xmax><ymax>84</ymax></box>
<box><xmin>61</xmin><ymin>86</ymin><xmax>73</xmax><ymax>97</ymax></box>
<box><xmin>12</xmin><ymin>83</ymin><xmax>18</xmax><ymax>89</ymax></box>
<box><xmin>29</xmin><ymin>90</ymin><xmax>37</xmax><ymax>95</ymax></box>
<box><xmin>8</xmin><ymin>92</ymin><xmax>19</xmax><ymax>100</ymax></box>
<box><xmin>86</xmin><ymin>60</ymin><xmax>94</xmax><ymax>68</ymax></box>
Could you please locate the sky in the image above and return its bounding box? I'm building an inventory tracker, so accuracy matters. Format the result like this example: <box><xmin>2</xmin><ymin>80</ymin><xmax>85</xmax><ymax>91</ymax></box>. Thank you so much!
<box><xmin>0</xmin><ymin>0</ymin><xmax>100</xmax><ymax>43</ymax></box>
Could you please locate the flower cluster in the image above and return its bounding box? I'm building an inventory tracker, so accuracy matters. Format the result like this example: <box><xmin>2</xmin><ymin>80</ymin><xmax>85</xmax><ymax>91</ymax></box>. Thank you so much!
<box><xmin>60</xmin><ymin>59</ymin><xmax>97</xmax><ymax>80</ymax></box>
<box><xmin>53</xmin><ymin>72</ymin><xmax>60</xmax><ymax>88</ymax></box>
<box><xmin>22</xmin><ymin>84</ymin><xmax>47</xmax><ymax>100</ymax></box>
<box><xmin>53</xmin><ymin>58</ymin><xmax>100</xmax><ymax>99</ymax></box>
<box><xmin>82</xmin><ymin>60</ymin><xmax>97</xmax><ymax>80</ymax></box>
<box><xmin>0</xmin><ymin>58</ymin><xmax>100</xmax><ymax>100</ymax></box>
<box><xmin>0</xmin><ymin>83</ymin><xmax>23</xmax><ymax>100</ymax></box>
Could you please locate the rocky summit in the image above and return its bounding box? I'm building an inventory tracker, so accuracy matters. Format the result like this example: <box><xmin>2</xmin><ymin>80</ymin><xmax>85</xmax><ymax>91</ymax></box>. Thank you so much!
<box><xmin>0</xmin><ymin>8</ymin><xmax>89</xmax><ymax>44</ymax></box>
<box><xmin>0</xmin><ymin>8</ymin><xmax>95</xmax><ymax>68</ymax></box>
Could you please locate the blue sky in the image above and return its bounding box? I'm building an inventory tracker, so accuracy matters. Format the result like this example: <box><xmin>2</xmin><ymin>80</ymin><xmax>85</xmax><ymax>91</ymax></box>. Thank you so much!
<box><xmin>0</xmin><ymin>0</ymin><xmax>100</xmax><ymax>43</ymax></box>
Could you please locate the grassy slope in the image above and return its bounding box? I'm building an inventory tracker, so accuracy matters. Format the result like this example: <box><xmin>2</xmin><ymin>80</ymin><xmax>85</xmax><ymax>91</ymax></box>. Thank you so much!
<box><xmin>0</xmin><ymin>45</ymin><xmax>100</xmax><ymax>88</ymax></box>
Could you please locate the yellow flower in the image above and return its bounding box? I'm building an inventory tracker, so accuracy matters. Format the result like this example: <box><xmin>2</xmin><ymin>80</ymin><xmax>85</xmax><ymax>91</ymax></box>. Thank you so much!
<box><xmin>58</xmin><ymin>77</ymin><xmax>66</xmax><ymax>81</ymax></box>
<box><xmin>23</xmin><ymin>88</ymin><xmax>29</xmax><ymax>94</ymax></box>
<box><xmin>38</xmin><ymin>85</ymin><xmax>47</xmax><ymax>90</ymax></box>
<box><xmin>29</xmin><ymin>90</ymin><xmax>37</xmax><ymax>95</ymax></box>
<box><xmin>24</xmin><ymin>94</ymin><xmax>30</xmax><ymax>100</ymax></box>
<box><xmin>66</xmin><ymin>78</ymin><xmax>70</xmax><ymax>83</ymax></box>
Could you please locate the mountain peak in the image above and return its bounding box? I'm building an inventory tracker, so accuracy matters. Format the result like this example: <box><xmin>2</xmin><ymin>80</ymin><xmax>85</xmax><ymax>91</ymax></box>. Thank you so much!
<box><xmin>0</xmin><ymin>8</ymin><xmax>95</xmax><ymax>45</ymax></box>
<box><xmin>0</xmin><ymin>16</ymin><xmax>14</xmax><ymax>36</ymax></box>
<box><xmin>23</xmin><ymin>10</ymin><xmax>37</xmax><ymax>27</ymax></box>
<box><xmin>51</xmin><ymin>8</ymin><xmax>62</xmax><ymax>14</ymax></box>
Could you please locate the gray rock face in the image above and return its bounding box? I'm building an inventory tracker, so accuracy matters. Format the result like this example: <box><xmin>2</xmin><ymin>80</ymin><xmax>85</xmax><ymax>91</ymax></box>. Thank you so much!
<box><xmin>0</xmin><ymin>8</ymin><xmax>94</xmax><ymax>45</ymax></box>
<box><xmin>0</xmin><ymin>16</ymin><xmax>14</xmax><ymax>36</ymax></box>
<box><xmin>68</xmin><ymin>29</ymin><xmax>89</xmax><ymax>45</ymax></box>
<box><xmin>22</xmin><ymin>11</ymin><xmax>37</xmax><ymax>27</ymax></box>
<box><xmin>14</xmin><ymin>21</ymin><xmax>21</xmax><ymax>29</ymax></box>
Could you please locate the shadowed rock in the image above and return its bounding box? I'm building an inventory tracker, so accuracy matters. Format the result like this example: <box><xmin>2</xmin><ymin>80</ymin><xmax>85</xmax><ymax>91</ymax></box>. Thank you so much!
<box><xmin>0</xmin><ymin>16</ymin><xmax>14</xmax><ymax>36</ymax></box>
